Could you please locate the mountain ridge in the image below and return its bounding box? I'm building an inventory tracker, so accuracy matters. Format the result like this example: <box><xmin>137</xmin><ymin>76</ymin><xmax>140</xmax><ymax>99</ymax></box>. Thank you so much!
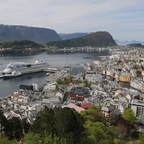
<box><xmin>115</xmin><ymin>39</ymin><xmax>144</xmax><ymax>45</ymax></box>
<box><xmin>59</xmin><ymin>33</ymin><xmax>144</xmax><ymax>46</ymax></box>
<box><xmin>59</xmin><ymin>32</ymin><xmax>88</xmax><ymax>40</ymax></box>
<box><xmin>0</xmin><ymin>24</ymin><xmax>61</xmax><ymax>44</ymax></box>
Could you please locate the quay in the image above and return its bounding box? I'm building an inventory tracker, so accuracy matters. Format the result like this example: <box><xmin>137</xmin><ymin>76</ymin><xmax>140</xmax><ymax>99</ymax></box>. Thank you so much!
<box><xmin>0</xmin><ymin>75</ymin><xmax>3</xmax><ymax>79</ymax></box>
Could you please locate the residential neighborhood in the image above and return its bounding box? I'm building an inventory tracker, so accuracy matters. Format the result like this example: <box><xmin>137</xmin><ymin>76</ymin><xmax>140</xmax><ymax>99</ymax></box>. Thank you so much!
<box><xmin>1</xmin><ymin>45</ymin><xmax>144</xmax><ymax>128</ymax></box>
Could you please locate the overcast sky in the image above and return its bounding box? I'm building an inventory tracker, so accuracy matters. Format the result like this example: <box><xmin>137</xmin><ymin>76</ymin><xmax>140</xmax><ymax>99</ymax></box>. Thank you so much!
<box><xmin>0</xmin><ymin>0</ymin><xmax>144</xmax><ymax>41</ymax></box>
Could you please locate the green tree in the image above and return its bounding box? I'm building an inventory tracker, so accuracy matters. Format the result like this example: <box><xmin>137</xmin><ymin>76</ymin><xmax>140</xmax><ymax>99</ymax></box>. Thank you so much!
<box><xmin>23</xmin><ymin>132</ymin><xmax>40</xmax><ymax>144</ymax></box>
<box><xmin>136</xmin><ymin>69</ymin><xmax>142</xmax><ymax>77</ymax></box>
<box><xmin>84</xmin><ymin>80</ymin><xmax>91</xmax><ymax>88</ymax></box>
<box><xmin>139</xmin><ymin>133</ymin><xmax>144</xmax><ymax>144</ymax></box>
<box><xmin>114</xmin><ymin>138</ymin><xmax>127</xmax><ymax>144</ymax></box>
<box><xmin>123</xmin><ymin>108</ymin><xmax>137</xmax><ymax>125</ymax></box>
<box><xmin>81</xmin><ymin>105</ymin><xmax>101</xmax><ymax>122</ymax></box>
<box><xmin>133</xmin><ymin>65</ymin><xmax>139</xmax><ymax>69</ymax></box>
<box><xmin>107</xmin><ymin>126</ymin><xmax>119</xmax><ymax>139</ymax></box>
<box><xmin>4</xmin><ymin>117</ymin><xmax>23</xmax><ymax>140</ymax></box>
<box><xmin>32</xmin><ymin>107</ymin><xmax>84</xmax><ymax>144</ymax></box>
<box><xmin>54</xmin><ymin>107</ymin><xmax>84</xmax><ymax>144</ymax></box>
<box><xmin>0</xmin><ymin>109</ymin><xmax>7</xmax><ymax>135</ymax></box>
<box><xmin>98</xmin><ymin>139</ymin><xmax>114</xmax><ymax>144</ymax></box>
<box><xmin>21</xmin><ymin>118</ymin><xmax>31</xmax><ymax>134</ymax></box>
<box><xmin>57</xmin><ymin>78</ymin><xmax>63</xmax><ymax>84</ymax></box>
<box><xmin>32</xmin><ymin>106</ymin><xmax>55</xmax><ymax>136</ymax></box>
<box><xmin>67</xmin><ymin>75</ymin><xmax>73</xmax><ymax>82</ymax></box>
<box><xmin>42</xmin><ymin>132</ymin><xmax>66</xmax><ymax>144</ymax></box>
<box><xmin>84</xmin><ymin>121</ymin><xmax>112</xmax><ymax>144</ymax></box>
<box><xmin>0</xmin><ymin>135</ymin><xmax>17</xmax><ymax>144</ymax></box>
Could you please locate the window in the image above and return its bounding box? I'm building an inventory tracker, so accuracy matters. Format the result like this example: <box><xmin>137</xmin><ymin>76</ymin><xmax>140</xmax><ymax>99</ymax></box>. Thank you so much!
<box><xmin>136</xmin><ymin>106</ymin><xmax>144</xmax><ymax>117</ymax></box>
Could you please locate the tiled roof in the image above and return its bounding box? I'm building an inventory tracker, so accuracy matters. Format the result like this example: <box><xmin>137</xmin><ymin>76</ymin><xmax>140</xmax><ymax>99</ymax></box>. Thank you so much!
<box><xmin>81</xmin><ymin>103</ymin><xmax>90</xmax><ymax>109</ymax></box>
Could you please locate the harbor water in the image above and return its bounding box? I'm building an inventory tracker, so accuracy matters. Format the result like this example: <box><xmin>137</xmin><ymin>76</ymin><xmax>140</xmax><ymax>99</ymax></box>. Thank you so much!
<box><xmin>0</xmin><ymin>50</ymin><xmax>110</xmax><ymax>97</ymax></box>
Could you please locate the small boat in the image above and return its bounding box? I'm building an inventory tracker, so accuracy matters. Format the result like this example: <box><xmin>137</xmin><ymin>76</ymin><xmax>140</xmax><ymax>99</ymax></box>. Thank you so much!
<box><xmin>46</xmin><ymin>73</ymin><xmax>50</xmax><ymax>76</ymax></box>
<box><xmin>3</xmin><ymin>71</ymin><xmax>22</xmax><ymax>80</ymax></box>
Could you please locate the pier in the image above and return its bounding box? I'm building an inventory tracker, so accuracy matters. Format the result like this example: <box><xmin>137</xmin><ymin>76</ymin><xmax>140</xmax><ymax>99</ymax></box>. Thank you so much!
<box><xmin>0</xmin><ymin>75</ymin><xmax>3</xmax><ymax>79</ymax></box>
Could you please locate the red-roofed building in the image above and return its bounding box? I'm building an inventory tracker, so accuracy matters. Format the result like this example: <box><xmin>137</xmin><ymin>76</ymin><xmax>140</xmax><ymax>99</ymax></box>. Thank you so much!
<box><xmin>81</xmin><ymin>103</ymin><xmax>90</xmax><ymax>109</ymax></box>
<box><xmin>67</xmin><ymin>103</ymin><xmax>85</xmax><ymax>113</ymax></box>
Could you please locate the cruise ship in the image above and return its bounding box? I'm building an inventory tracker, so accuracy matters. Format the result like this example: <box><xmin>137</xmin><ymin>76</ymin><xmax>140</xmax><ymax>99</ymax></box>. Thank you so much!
<box><xmin>2</xmin><ymin>60</ymin><xmax>49</xmax><ymax>77</ymax></box>
<box><xmin>3</xmin><ymin>71</ymin><xmax>22</xmax><ymax>80</ymax></box>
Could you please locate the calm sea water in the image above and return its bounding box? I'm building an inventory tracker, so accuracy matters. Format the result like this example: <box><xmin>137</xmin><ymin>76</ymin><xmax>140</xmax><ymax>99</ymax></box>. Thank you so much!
<box><xmin>0</xmin><ymin>50</ymin><xmax>110</xmax><ymax>97</ymax></box>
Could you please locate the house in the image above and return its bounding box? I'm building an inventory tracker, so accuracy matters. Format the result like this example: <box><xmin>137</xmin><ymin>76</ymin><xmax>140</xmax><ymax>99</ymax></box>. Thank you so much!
<box><xmin>130</xmin><ymin>79</ymin><xmax>144</xmax><ymax>92</ymax></box>
<box><xmin>19</xmin><ymin>85</ymin><xmax>33</xmax><ymax>91</ymax></box>
<box><xmin>69</xmin><ymin>65</ymin><xmax>85</xmax><ymax>76</ymax></box>
<box><xmin>101</xmin><ymin>104</ymin><xmax>116</xmax><ymax>121</ymax></box>
<box><xmin>118</xmin><ymin>103</ymin><xmax>127</xmax><ymax>114</ymax></box>
<box><xmin>43</xmin><ymin>83</ymin><xmax>56</xmax><ymax>92</ymax></box>
<box><xmin>119</xmin><ymin>73</ymin><xmax>131</xmax><ymax>82</ymax></box>
<box><xmin>81</xmin><ymin>103</ymin><xmax>90</xmax><ymax>109</ymax></box>
<box><xmin>69</xmin><ymin>86</ymin><xmax>90</xmax><ymax>101</ymax></box>
<box><xmin>54</xmin><ymin>92</ymin><xmax>64</xmax><ymax>103</ymax></box>
<box><xmin>50</xmin><ymin>96</ymin><xmax>62</xmax><ymax>104</ymax></box>
<box><xmin>32</xmin><ymin>81</ymin><xmax>46</xmax><ymax>92</ymax></box>
<box><xmin>131</xmin><ymin>99</ymin><xmax>144</xmax><ymax>118</ymax></box>
<box><xmin>42</xmin><ymin>98</ymin><xmax>50</xmax><ymax>104</ymax></box>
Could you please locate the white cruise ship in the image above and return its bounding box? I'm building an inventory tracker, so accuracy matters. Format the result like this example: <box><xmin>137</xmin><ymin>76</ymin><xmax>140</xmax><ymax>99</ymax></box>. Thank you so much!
<box><xmin>2</xmin><ymin>59</ymin><xmax>49</xmax><ymax>76</ymax></box>
<box><xmin>3</xmin><ymin>71</ymin><xmax>22</xmax><ymax>80</ymax></box>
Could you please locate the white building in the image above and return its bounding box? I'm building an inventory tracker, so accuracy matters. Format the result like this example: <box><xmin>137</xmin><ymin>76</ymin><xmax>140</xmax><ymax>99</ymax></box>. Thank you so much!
<box><xmin>131</xmin><ymin>99</ymin><xmax>144</xmax><ymax>118</ymax></box>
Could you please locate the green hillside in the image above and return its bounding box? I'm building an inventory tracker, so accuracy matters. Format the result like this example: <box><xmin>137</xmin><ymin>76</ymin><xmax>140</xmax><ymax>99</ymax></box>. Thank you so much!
<box><xmin>47</xmin><ymin>31</ymin><xmax>117</xmax><ymax>48</ymax></box>
<box><xmin>0</xmin><ymin>40</ymin><xmax>44</xmax><ymax>56</ymax></box>
<box><xmin>0</xmin><ymin>40</ymin><xmax>42</xmax><ymax>48</ymax></box>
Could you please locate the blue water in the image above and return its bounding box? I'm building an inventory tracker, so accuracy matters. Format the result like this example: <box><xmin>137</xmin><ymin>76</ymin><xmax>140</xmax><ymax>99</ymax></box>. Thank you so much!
<box><xmin>0</xmin><ymin>50</ymin><xmax>110</xmax><ymax>97</ymax></box>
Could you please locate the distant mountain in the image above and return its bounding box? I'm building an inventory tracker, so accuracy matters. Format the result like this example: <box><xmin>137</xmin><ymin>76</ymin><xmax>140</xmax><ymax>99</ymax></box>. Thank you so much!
<box><xmin>115</xmin><ymin>39</ymin><xmax>144</xmax><ymax>45</ymax></box>
<box><xmin>130</xmin><ymin>40</ymin><xmax>144</xmax><ymax>45</ymax></box>
<box><xmin>47</xmin><ymin>31</ymin><xmax>117</xmax><ymax>48</ymax></box>
<box><xmin>59</xmin><ymin>33</ymin><xmax>88</xmax><ymax>40</ymax></box>
<box><xmin>0</xmin><ymin>24</ymin><xmax>61</xmax><ymax>44</ymax></box>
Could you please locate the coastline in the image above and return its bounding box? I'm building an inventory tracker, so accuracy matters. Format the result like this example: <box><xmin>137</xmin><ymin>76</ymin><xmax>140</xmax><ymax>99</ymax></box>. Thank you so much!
<box><xmin>0</xmin><ymin>50</ymin><xmax>111</xmax><ymax>97</ymax></box>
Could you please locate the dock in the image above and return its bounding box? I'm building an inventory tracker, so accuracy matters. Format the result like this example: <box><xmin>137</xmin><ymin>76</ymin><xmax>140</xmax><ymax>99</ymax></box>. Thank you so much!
<box><xmin>0</xmin><ymin>75</ymin><xmax>3</xmax><ymax>79</ymax></box>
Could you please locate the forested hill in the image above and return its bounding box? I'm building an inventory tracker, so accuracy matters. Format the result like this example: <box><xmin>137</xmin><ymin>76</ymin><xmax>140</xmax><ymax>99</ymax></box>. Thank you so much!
<box><xmin>0</xmin><ymin>40</ymin><xmax>44</xmax><ymax>56</ymax></box>
<box><xmin>46</xmin><ymin>31</ymin><xmax>117</xmax><ymax>48</ymax></box>
<box><xmin>0</xmin><ymin>40</ymin><xmax>42</xmax><ymax>49</ymax></box>
<box><xmin>128</xmin><ymin>43</ymin><xmax>143</xmax><ymax>47</ymax></box>
<box><xmin>0</xmin><ymin>24</ymin><xmax>61</xmax><ymax>44</ymax></box>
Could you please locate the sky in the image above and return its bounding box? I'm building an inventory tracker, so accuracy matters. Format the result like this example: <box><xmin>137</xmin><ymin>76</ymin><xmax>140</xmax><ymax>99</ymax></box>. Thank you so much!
<box><xmin>0</xmin><ymin>0</ymin><xmax>144</xmax><ymax>41</ymax></box>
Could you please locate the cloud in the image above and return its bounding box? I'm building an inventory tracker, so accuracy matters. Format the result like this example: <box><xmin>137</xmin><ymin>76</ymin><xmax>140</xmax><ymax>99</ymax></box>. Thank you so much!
<box><xmin>0</xmin><ymin>0</ymin><xmax>144</xmax><ymax>41</ymax></box>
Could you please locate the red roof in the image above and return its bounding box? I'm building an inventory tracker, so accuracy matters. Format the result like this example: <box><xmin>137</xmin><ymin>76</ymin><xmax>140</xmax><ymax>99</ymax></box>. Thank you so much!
<box><xmin>81</xmin><ymin>103</ymin><xmax>90</xmax><ymax>109</ymax></box>
<box><xmin>68</xmin><ymin>103</ymin><xmax>85</xmax><ymax>113</ymax></box>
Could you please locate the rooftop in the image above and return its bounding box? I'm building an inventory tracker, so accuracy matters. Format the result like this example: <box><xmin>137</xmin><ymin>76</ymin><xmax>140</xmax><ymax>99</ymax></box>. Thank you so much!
<box><xmin>131</xmin><ymin>99</ymin><xmax>144</xmax><ymax>106</ymax></box>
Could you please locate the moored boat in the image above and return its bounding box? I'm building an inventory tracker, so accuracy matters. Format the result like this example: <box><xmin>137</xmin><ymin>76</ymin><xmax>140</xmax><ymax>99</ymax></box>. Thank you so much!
<box><xmin>46</xmin><ymin>72</ymin><xmax>50</xmax><ymax>76</ymax></box>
